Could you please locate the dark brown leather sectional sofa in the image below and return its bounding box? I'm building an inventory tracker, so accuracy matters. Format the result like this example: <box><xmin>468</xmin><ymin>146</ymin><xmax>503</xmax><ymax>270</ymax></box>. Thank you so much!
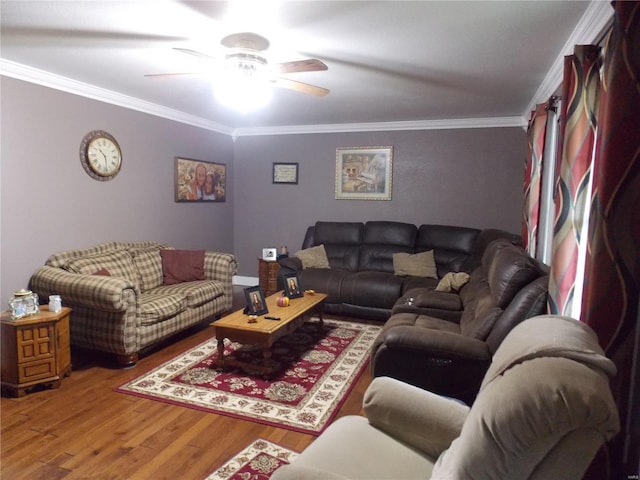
<box><xmin>277</xmin><ymin>221</ymin><xmax>522</xmax><ymax>320</ymax></box>
<box><xmin>279</xmin><ymin>221</ymin><xmax>549</xmax><ymax>404</ymax></box>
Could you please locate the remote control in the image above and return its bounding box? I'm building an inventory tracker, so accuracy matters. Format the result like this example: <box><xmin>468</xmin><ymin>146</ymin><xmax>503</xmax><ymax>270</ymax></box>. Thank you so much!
<box><xmin>264</xmin><ymin>315</ymin><xmax>280</xmax><ymax>320</ymax></box>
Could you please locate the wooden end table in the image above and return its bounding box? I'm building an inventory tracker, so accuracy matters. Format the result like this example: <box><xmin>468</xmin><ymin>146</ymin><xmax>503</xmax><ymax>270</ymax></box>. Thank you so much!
<box><xmin>258</xmin><ymin>258</ymin><xmax>280</xmax><ymax>296</ymax></box>
<box><xmin>212</xmin><ymin>291</ymin><xmax>327</xmax><ymax>375</ymax></box>
<box><xmin>1</xmin><ymin>306</ymin><xmax>72</xmax><ymax>397</ymax></box>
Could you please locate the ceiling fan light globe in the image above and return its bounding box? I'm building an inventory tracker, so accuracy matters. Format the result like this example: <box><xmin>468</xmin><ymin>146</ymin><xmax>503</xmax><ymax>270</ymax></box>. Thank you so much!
<box><xmin>214</xmin><ymin>75</ymin><xmax>272</xmax><ymax>112</ymax></box>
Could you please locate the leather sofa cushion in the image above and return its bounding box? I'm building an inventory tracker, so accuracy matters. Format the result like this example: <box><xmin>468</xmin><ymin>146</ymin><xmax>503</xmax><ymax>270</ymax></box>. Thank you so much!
<box><xmin>313</xmin><ymin>222</ymin><xmax>364</xmax><ymax>271</ymax></box>
<box><xmin>359</xmin><ymin>222</ymin><xmax>417</xmax><ymax>272</ymax></box>
<box><xmin>314</xmin><ymin>221</ymin><xmax>363</xmax><ymax>245</ymax></box>
<box><xmin>463</xmin><ymin>229</ymin><xmax>522</xmax><ymax>272</ymax></box>
<box><xmin>341</xmin><ymin>271</ymin><xmax>404</xmax><ymax>309</ymax></box>
<box><xmin>485</xmin><ymin>242</ymin><xmax>540</xmax><ymax>309</ymax></box>
<box><xmin>458</xmin><ymin>272</ymin><xmax>502</xmax><ymax>339</ymax></box>
<box><xmin>413</xmin><ymin>291</ymin><xmax>463</xmax><ymax>310</ymax></box>
<box><xmin>401</xmin><ymin>276</ymin><xmax>440</xmax><ymax>293</ymax></box>
<box><xmin>416</xmin><ymin>225</ymin><xmax>480</xmax><ymax>276</ymax></box>
<box><xmin>381</xmin><ymin>312</ymin><xmax>461</xmax><ymax>335</ymax></box>
<box><xmin>485</xmin><ymin>275</ymin><xmax>549</xmax><ymax>353</ymax></box>
<box><xmin>299</xmin><ymin>268</ymin><xmax>352</xmax><ymax>304</ymax></box>
<box><xmin>363</xmin><ymin>221</ymin><xmax>417</xmax><ymax>246</ymax></box>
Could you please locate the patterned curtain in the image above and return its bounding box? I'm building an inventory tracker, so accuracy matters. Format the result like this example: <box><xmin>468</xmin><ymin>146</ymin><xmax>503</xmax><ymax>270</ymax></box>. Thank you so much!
<box><xmin>521</xmin><ymin>103</ymin><xmax>549</xmax><ymax>256</ymax></box>
<box><xmin>548</xmin><ymin>45</ymin><xmax>601</xmax><ymax>316</ymax></box>
<box><xmin>581</xmin><ymin>1</ymin><xmax>640</xmax><ymax>477</ymax></box>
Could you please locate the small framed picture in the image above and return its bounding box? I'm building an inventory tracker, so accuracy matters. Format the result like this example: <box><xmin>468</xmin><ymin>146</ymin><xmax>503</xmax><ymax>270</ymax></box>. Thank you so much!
<box><xmin>244</xmin><ymin>286</ymin><xmax>268</xmax><ymax>315</ymax></box>
<box><xmin>273</xmin><ymin>162</ymin><xmax>299</xmax><ymax>184</ymax></box>
<box><xmin>262</xmin><ymin>248</ymin><xmax>277</xmax><ymax>261</ymax></box>
<box><xmin>283</xmin><ymin>273</ymin><xmax>303</xmax><ymax>299</ymax></box>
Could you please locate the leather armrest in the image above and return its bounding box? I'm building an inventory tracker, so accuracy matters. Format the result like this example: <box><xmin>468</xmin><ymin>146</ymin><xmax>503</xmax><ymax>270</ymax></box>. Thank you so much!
<box><xmin>278</xmin><ymin>256</ymin><xmax>303</xmax><ymax>271</ymax></box>
<box><xmin>364</xmin><ymin>377</ymin><xmax>469</xmax><ymax>458</ymax></box>
<box><xmin>380</xmin><ymin>325</ymin><xmax>491</xmax><ymax>361</ymax></box>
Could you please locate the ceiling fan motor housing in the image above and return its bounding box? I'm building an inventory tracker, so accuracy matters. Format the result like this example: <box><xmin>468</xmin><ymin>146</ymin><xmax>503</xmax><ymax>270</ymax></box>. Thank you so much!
<box><xmin>225</xmin><ymin>51</ymin><xmax>269</xmax><ymax>79</ymax></box>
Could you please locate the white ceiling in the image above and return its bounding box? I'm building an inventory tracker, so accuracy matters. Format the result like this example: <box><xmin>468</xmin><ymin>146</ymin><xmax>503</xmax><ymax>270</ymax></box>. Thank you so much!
<box><xmin>0</xmin><ymin>1</ymin><xmax>612</xmax><ymax>136</ymax></box>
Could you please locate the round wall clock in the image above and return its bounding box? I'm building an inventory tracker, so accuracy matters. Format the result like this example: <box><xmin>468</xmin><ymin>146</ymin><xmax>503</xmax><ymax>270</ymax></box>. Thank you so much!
<box><xmin>79</xmin><ymin>130</ymin><xmax>122</xmax><ymax>181</ymax></box>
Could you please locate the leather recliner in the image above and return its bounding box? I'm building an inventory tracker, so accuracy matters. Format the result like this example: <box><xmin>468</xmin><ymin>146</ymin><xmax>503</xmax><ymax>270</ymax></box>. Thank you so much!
<box><xmin>371</xmin><ymin>239</ymin><xmax>549</xmax><ymax>404</ymax></box>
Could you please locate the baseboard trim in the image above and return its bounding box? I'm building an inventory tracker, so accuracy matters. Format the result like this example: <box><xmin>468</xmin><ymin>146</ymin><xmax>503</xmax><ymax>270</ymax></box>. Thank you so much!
<box><xmin>233</xmin><ymin>276</ymin><xmax>259</xmax><ymax>286</ymax></box>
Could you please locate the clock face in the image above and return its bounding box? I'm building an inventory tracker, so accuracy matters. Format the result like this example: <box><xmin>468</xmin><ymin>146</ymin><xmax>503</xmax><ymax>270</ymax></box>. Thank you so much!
<box><xmin>80</xmin><ymin>130</ymin><xmax>122</xmax><ymax>181</ymax></box>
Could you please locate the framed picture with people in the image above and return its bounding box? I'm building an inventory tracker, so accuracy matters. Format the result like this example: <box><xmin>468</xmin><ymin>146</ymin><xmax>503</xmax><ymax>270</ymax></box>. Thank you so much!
<box><xmin>175</xmin><ymin>157</ymin><xmax>226</xmax><ymax>202</ymax></box>
<box><xmin>283</xmin><ymin>273</ymin><xmax>303</xmax><ymax>299</ymax></box>
<box><xmin>244</xmin><ymin>286</ymin><xmax>268</xmax><ymax>315</ymax></box>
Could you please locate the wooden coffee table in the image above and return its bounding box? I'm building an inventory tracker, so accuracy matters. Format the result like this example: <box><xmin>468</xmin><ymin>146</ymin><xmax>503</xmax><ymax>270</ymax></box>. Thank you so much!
<box><xmin>211</xmin><ymin>291</ymin><xmax>328</xmax><ymax>375</ymax></box>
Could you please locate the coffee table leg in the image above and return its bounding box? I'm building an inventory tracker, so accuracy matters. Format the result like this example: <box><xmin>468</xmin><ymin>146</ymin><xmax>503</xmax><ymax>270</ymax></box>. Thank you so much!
<box><xmin>317</xmin><ymin>303</ymin><xmax>325</xmax><ymax>328</ymax></box>
<box><xmin>263</xmin><ymin>348</ymin><xmax>272</xmax><ymax>369</ymax></box>
<box><xmin>216</xmin><ymin>337</ymin><xmax>226</xmax><ymax>370</ymax></box>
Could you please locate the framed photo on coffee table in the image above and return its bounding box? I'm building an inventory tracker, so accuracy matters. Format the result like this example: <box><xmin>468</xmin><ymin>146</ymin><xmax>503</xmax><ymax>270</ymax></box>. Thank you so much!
<box><xmin>283</xmin><ymin>273</ymin><xmax>303</xmax><ymax>299</ymax></box>
<box><xmin>244</xmin><ymin>286</ymin><xmax>268</xmax><ymax>315</ymax></box>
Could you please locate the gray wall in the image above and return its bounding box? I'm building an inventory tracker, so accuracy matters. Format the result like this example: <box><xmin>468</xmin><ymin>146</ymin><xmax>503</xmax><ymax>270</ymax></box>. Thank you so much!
<box><xmin>1</xmin><ymin>76</ymin><xmax>526</xmax><ymax>300</ymax></box>
<box><xmin>233</xmin><ymin>128</ymin><xmax>525</xmax><ymax>278</ymax></box>
<box><xmin>0</xmin><ymin>78</ymin><xmax>234</xmax><ymax>302</ymax></box>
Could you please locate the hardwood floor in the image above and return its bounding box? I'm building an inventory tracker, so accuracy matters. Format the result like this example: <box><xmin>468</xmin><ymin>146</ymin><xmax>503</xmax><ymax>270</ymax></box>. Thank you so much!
<box><xmin>1</xmin><ymin>288</ymin><xmax>374</xmax><ymax>480</ymax></box>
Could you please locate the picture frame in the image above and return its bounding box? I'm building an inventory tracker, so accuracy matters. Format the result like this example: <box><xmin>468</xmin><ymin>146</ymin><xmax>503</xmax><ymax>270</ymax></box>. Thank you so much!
<box><xmin>273</xmin><ymin>162</ymin><xmax>299</xmax><ymax>184</ymax></box>
<box><xmin>175</xmin><ymin>157</ymin><xmax>226</xmax><ymax>202</ymax></box>
<box><xmin>283</xmin><ymin>273</ymin><xmax>303</xmax><ymax>299</ymax></box>
<box><xmin>335</xmin><ymin>146</ymin><xmax>393</xmax><ymax>200</ymax></box>
<box><xmin>244</xmin><ymin>286</ymin><xmax>269</xmax><ymax>315</ymax></box>
<box><xmin>262</xmin><ymin>248</ymin><xmax>277</xmax><ymax>261</ymax></box>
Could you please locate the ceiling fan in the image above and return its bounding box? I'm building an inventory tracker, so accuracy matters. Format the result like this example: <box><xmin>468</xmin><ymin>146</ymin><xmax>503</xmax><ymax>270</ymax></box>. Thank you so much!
<box><xmin>146</xmin><ymin>31</ymin><xmax>329</xmax><ymax>97</ymax></box>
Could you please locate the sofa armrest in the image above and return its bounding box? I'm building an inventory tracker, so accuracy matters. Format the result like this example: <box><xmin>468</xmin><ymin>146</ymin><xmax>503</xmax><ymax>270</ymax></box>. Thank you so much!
<box><xmin>364</xmin><ymin>377</ymin><xmax>469</xmax><ymax>458</ymax></box>
<box><xmin>204</xmin><ymin>251</ymin><xmax>237</xmax><ymax>282</ymax></box>
<box><xmin>30</xmin><ymin>266</ymin><xmax>137</xmax><ymax>312</ymax></box>
<box><xmin>278</xmin><ymin>256</ymin><xmax>303</xmax><ymax>272</ymax></box>
<box><xmin>381</xmin><ymin>326</ymin><xmax>490</xmax><ymax>361</ymax></box>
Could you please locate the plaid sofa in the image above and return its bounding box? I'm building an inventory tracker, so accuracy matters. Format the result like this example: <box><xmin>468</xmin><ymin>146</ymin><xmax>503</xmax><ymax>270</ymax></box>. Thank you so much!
<box><xmin>30</xmin><ymin>241</ymin><xmax>237</xmax><ymax>366</ymax></box>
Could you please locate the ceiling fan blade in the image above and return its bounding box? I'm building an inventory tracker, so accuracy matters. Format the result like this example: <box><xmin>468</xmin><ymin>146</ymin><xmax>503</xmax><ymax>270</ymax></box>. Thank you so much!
<box><xmin>173</xmin><ymin>47</ymin><xmax>218</xmax><ymax>62</ymax></box>
<box><xmin>274</xmin><ymin>78</ymin><xmax>329</xmax><ymax>96</ymax></box>
<box><xmin>275</xmin><ymin>59</ymin><xmax>328</xmax><ymax>75</ymax></box>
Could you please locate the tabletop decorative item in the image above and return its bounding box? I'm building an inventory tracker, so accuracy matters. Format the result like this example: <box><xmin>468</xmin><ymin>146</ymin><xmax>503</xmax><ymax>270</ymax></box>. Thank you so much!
<box><xmin>8</xmin><ymin>289</ymin><xmax>40</xmax><ymax>320</ymax></box>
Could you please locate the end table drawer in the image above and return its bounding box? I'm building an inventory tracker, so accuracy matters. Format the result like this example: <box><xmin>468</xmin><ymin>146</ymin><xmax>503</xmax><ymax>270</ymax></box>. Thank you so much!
<box><xmin>19</xmin><ymin>359</ymin><xmax>56</xmax><ymax>383</ymax></box>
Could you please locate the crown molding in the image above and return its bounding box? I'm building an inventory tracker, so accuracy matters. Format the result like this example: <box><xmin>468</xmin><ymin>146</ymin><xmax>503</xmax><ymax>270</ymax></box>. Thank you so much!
<box><xmin>231</xmin><ymin>116</ymin><xmax>527</xmax><ymax>137</ymax></box>
<box><xmin>523</xmin><ymin>1</ymin><xmax>614</xmax><ymax>117</ymax></box>
<box><xmin>0</xmin><ymin>58</ymin><xmax>234</xmax><ymax>136</ymax></box>
<box><xmin>1</xmin><ymin>58</ymin><xmax>526</xmax><ymax>138</ymax></box>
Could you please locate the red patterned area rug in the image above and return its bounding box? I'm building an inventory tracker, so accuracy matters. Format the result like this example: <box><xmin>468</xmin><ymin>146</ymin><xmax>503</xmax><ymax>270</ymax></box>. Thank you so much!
<box><xmin>115</xmin><ymin>318</ymin><xmax>380</xmax><ymax>434</ymax></box>
<box><xmin>204</xmin><ymin>438</ymin><xmax>298</xmax><ymax>480</ymax></box>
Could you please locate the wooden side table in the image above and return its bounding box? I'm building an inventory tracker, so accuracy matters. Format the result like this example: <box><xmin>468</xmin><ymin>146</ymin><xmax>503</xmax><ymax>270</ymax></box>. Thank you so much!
<box><xmin>1</xmin><ymin>306</ymin><xmax>72</xmax><ymax>397</ymax></box>
<box><xmin>258</xmin><ymin>258</ymin><xmax>280</xmax><ymax>296</ymax></box>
